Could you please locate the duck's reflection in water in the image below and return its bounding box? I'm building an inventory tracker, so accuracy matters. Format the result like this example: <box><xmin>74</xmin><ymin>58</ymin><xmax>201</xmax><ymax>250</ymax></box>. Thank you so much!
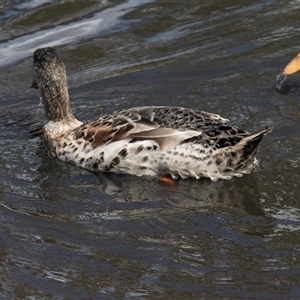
<box><xmin>94</xmin><ymin>172</ymin><xmax>265</xmax><ymax>217</ymax></box>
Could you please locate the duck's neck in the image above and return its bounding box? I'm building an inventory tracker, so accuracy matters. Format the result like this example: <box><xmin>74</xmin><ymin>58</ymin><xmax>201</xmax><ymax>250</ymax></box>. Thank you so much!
<box><xmin>41</xmin><ymin>80</ymin><xmax>82</xmax><ymax>139</ymax></box>
<box><xmin>40</xmin><ymin>78</ymin><xmax>76</xmax><ymax>123</ymax></box>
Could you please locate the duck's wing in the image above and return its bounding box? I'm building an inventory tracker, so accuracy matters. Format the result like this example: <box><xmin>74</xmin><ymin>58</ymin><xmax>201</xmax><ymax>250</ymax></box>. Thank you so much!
<box><xmin>130</xmin><ymin>106</ymin><xmax>268</xmax><ymax>151</ymax></box>
<box><xmin>116</xmin><ymin>106</ymin><xmax>230</xmax><ymax>132</ymax></box>
<box><xmin>72</xmin><ymin>113</ymin><xmax>200</xmax><ymax>150</ymax></box>
<box><xmin>117</xmin><ymin>106</ymin><xmax>249</xmax><ymax>143</ymax></box>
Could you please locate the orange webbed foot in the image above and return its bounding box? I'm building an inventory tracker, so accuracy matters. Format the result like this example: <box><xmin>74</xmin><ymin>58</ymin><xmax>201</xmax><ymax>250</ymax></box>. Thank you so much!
<box><xmin>159</xmin><ymin>175</ymin><xmax>175</xmax><ymax>185</ymax></box>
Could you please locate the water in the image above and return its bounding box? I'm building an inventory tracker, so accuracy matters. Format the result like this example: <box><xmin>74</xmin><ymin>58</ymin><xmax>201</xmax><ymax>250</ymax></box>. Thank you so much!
<box><xmin>276</xmin><ymin>74</ymin><xmax>287</xmax><ymax>92</ymax></box>
<box><xmin>1</xmin><ymin>0</ymin><xmax>300</xmax><ymax>299</ymax></box>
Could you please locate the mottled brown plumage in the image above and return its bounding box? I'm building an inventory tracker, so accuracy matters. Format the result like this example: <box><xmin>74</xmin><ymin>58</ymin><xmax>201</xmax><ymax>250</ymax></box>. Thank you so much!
<box><xmin>32</xmin><ymin>47</ymin><xmax>271</xmax><ymax>181</ymax></box>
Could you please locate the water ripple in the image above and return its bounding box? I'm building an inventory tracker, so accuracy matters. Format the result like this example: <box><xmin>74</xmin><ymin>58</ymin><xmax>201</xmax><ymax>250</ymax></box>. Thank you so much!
<box><xmin>0</xmin><ymin>0</ymin><xmax>153</xmax><ymax>66</ymax></box>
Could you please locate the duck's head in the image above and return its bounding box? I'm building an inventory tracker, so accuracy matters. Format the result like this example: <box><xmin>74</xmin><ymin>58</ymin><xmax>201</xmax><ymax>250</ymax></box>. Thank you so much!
<box><xmin>282</xmin><ymin>51</ymin><xmax>300</xmax><ymax>76</ymax></box>
<box><xmin>31</xmin><ymin>47</ymin><xmax>75</xmax><ymax>123</ymax></box>
<box><xmin>31</xmin><ymin>47</ymin><xmax>65</xmax><ymax>89</ymax></box>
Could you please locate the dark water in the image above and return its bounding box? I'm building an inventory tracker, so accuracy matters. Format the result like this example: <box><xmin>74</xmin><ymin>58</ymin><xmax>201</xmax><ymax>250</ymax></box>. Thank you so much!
<box><xmin>1</xmin><ymin>0</ymin><xmax>300</xmax><ymax>299</ymax></box>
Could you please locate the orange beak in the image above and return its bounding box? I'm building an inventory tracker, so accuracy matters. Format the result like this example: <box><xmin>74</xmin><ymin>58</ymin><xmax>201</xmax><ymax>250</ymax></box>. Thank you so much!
<box><xmin>282</xmin><ymin>51</ymin><xmax>300</xmax><ymax>76</ymax></box>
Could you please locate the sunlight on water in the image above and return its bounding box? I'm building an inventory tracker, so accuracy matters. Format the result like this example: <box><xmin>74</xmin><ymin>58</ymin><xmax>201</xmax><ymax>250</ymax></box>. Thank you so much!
<box><xmin>0</xmin><ymin>0</ymin><xmax>56</xmax><ymax>22</ymax></box>
<box><xmin>0</xmin><ymin>17</ymin><xmax>103</xmax><ymax>65</ymax></box>
<box><xmin>0</xmin><ymin>0</ymin><xmax>152</xmax><ymax>66</ymax></box>
<box><xmin>15</xmin><ymin>0</ymin><xmax>55</xmax><ymax>10</ymax></box>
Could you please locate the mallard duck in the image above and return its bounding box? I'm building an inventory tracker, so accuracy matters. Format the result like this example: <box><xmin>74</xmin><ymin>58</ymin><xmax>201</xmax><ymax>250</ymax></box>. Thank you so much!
<box><xmin>31</xmin><ymin>47</ymin><xmax>271</xmax><ymax>181</ymax></box>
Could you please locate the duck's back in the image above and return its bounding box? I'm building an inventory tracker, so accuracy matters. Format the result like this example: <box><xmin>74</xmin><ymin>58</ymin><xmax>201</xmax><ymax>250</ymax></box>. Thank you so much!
<box><xmin>116</xmin><ymin>106</ymin><xmax>249</xmax><ymax>149</ymax></box>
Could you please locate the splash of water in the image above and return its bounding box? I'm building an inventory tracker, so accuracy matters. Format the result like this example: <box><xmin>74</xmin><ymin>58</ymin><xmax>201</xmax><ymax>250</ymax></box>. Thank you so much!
<box><xmin>276</xmin><ymin>73</ymin><xmax>287</xmax><ymax>91</ymax></box>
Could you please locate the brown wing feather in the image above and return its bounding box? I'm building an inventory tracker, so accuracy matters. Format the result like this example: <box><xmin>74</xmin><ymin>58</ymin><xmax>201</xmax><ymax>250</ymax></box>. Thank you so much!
<box><xmin>73</xmin><ymin>117</ymin><xmax>135</xmax><ymax>147</ymax></box>
<box><xmin>71</xmin><ymin>115</ymin><xmax>201</xmax><ymax>150</ymax></box>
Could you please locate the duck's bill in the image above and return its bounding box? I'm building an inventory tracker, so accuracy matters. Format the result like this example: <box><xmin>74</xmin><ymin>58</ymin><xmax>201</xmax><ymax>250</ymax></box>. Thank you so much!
<box><xmin>282</xmin><ymin>51</ymin><xmax>300</xmax><ymax>75</ymax></box>
<box><xmin>30</xmin><ymin>80</ymin><xmax>39</xmax><ymax>89</ymax></box>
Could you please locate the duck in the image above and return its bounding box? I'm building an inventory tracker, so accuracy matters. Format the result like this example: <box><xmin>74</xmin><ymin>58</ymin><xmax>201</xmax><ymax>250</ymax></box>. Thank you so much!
<box><xmin>31</xmin><ymin>47</ymin><xmax>271</xmax><ymax>181</ymax></box>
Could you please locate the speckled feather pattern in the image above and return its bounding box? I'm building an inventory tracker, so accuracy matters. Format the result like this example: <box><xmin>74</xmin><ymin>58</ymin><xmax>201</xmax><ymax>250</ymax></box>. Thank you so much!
<box><xmin>32</xmin><ymin>47</ymin><xmax>272</xmax><ymax>181</ymax></box>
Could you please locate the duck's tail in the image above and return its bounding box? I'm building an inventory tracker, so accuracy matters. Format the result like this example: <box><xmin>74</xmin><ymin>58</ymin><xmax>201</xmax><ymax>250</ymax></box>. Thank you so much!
<box><xmin>236</xmin><ymin>126</ymin><xmax>272</xmax><ymax>159</ymax></box>
<box><xmin>214</xmin><ymin>126</ymin><xmax>272</xmax><ymax>180</ymax></box>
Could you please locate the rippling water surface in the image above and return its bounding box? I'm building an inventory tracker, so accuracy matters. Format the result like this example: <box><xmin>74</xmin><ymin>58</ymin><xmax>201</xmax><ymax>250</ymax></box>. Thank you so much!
<box><xmin>1</xmin><ymin>0</ymin><xmax>300</xmax><ymax>299</ymax></box>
